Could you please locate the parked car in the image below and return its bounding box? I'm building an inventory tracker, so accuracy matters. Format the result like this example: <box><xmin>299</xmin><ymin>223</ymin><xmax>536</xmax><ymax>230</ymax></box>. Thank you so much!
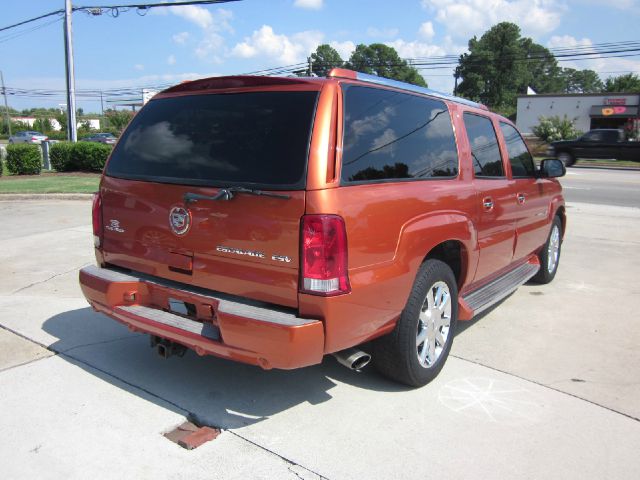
<box><xmin>8</xmin><ymin>130</ymin><xmax>48</xmax><ymax>144</ymax></box>
<box><xmin>548</xmin><ymin>128</ymin><xmax>640</xmax><ymax>166</ymax></box>
<box><xmin>79</xmin><ymin>69</ymin><xmax>566</xmax><ymax>387</ymax></box>
<box><xmin>82</xmin><ymin>132</ymin><xmax>117</xmax><ymax>145</ymax></box>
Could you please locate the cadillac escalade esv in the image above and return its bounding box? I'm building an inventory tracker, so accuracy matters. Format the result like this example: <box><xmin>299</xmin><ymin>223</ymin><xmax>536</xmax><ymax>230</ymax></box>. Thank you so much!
<box><xmin>79</xmin><ymin>69</ymin><xmax>566</xmax><ymax>387</ymax></box>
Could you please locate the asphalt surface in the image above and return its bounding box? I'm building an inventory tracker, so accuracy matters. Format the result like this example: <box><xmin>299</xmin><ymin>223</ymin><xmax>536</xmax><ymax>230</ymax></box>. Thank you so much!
<box><xmin>1</xmin><ymin>171</ymin><xmax>639</xmax><ymax>479</ymax></box>
<box><xmin>561</xmin><ymin>167</ymin><xmax>640</xmax><ymax>207</ymax></box>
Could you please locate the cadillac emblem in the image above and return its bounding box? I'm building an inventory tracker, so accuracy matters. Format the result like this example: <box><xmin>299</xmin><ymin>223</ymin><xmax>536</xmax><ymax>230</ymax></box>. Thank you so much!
<box><xmin>169</xmin><ymin>206</ymin><xmax>191</xmax><ymax>236</ymax></box>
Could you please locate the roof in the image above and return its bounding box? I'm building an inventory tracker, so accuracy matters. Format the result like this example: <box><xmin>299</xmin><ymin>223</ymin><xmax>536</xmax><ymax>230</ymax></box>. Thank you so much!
<box><xmin>517</xmin><ymin>92</ymin><xmax>640</xmax><ymax>98</ymax></box>
<box><xmin>156</xmin><ymin>69</ymin><xmax>486</xmax><ymax>110</ymax></box>
<box><xmin>327</xmin><ymin>68</ymin><xmax>488</xmax><ymax>110</ymax></box>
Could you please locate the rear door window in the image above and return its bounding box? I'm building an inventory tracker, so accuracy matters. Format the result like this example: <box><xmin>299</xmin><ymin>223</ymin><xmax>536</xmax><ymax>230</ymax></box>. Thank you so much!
<box><xmin>463</xmin><ymin>113</ymin><xmax>505</xmax><ymax>178</ymax></box>
<box><xmin>341</xmin><ymin>86</ymin><xmax>458</xmax><ymax>183</ymax></box>
<box><xmin>106</xmin><ymin>91</ymin><xmax>319</xmax><ymax>189</ymax></box>
<box><xmin>499</xmin><ymin>122</ymin><xmax>535</xmax><ymax>177</ymax></box>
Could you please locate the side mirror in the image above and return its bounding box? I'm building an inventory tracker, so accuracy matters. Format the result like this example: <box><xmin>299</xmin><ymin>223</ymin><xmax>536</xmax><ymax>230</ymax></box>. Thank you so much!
<box><xmin>538</xmin><ymin>158</ymin><xmax>566</xmax><ymax>178</ymax></box>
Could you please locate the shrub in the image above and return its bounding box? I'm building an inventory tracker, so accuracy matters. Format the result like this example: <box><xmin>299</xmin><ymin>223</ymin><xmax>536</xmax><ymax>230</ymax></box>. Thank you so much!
<box><xmin>70</xmin><ymin>141</ymin><xmax>112</xmax><ymax>172</ymax></box>
<box><xmin>50</xmin><ymin>141</ymin><xmax>74</xmax><ymax>171</ymax></box>
<box><xmin>5</xmin><ymin>144</ymin><xmax>42</xmax><ymax>175</ymax></box>
<box><xmin>533</xmin><ymin>115</ymin><xmax>583</xmax><ymax>143</ymax></box>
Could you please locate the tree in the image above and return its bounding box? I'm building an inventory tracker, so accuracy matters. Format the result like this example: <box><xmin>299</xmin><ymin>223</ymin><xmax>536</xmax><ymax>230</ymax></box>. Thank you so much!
<box><xmin>456</xmin><ymin>22</ymin><xmax>599</xmax><ymax>115</ymax></box>
<box><xmin>558</xmin><ymin>68</ymin><xmax>603</xmax><ymax>93</ymax></box>
<box><xmin>33</xmin><ymin>117</ymin><xmax>53</xmax><ymax>132</ymax></box>
<box><xmin>532</xmin><ymin>115</ymin><xmax>582</xmax><ymax>143</ymax></box>
<box><xmin>55</xmin><ymin>111</ymin><xmax>67</xmax><ymax>133</ymax></box>
<box><xmin>604</xmin><ymin>73</ymin><xmax>640</xmax><ymax>92</ymax></box>
<box><xmin>105</xmin><ymin>109</ymin><xmax>134</xmax><ymax>131</ymax></box>
<box><xmin>346</xmin><ymin>43</ymin><xmax>427</xmax><ymax>87</ymax></box>
<box><xmin>310</xmin><ymin>44</ymin><xmax>344</xmax><ymax>77</ymax></box>
<box><xmin>457</xmin><ymin>23</ymin><xmax>528</xmax><ymax>114</ymax></box>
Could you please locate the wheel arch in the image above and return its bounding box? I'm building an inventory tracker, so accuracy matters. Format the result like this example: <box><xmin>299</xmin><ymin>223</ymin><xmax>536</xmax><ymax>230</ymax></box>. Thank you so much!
<box><xmin>422</xmin><ymin>239</ymin><xmax>468</xmax><ymax>290</ymax></box>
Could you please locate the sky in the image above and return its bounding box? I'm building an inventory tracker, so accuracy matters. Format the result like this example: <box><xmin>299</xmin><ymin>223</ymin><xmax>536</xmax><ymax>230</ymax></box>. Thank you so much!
<box><xmin>1</xmin><ymin>0</ymin><xmax>640</xmax><ymax>114</ymax></box>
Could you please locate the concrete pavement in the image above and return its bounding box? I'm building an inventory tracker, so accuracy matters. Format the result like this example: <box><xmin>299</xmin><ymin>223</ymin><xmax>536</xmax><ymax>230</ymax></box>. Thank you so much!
<box><xmin>0</xmin><ymin>198</ymin><xmax>639</xmax><ymax>479</ymax></box>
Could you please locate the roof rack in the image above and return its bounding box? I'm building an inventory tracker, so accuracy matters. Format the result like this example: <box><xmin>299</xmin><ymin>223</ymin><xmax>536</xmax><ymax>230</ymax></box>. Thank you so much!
<box><xmin>327</xmin><ymin>68</ymin><xmax>487</xmax><ymax>110</ymax></box>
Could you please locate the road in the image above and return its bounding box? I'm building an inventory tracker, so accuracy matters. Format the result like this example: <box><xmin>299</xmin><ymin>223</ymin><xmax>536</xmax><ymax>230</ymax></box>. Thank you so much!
<box><xmin>1</xmin><ymin>170</ymin><xmax>639</xmax><ymax>479</ymax></box>
<box><xmin>561</xmin><ymin>167</ymin><xmax>640</xmax><ymax>207</ymax></box>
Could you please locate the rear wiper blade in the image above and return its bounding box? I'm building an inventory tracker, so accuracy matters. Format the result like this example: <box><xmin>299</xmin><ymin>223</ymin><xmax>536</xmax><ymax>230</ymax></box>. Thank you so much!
<box><xmin>184</xmin><ymin>187</ymin><xmax>291</xmax><ymax>204</ymax></box>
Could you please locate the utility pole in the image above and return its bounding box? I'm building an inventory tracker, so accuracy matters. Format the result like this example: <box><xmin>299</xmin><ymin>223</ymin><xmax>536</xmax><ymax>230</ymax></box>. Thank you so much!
<box><xmin>308</xmin><ymin>56</ymin><xmax>313</xmax><ymax>76</ymax></box>
<box><xmin>63</xmin><ymin>0</ymin><xmax>77</xmax><ymax>142</ymax></box>
<box><xmin>453</xmin><ymin>67</ymin><xmax>460</xmax><ymax>96</ymax></box>
<box><xmin>0</xmin><ymin>71</ymin><xmax>11</xmax><ymax>137</ymax></box>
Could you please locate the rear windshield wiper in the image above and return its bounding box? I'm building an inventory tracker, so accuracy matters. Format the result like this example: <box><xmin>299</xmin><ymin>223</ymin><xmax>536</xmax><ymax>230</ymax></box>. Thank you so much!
<box><xmin>184</xmin><ymin>187</ymin><xmax>291</xmax><ymax>204</ymax></box>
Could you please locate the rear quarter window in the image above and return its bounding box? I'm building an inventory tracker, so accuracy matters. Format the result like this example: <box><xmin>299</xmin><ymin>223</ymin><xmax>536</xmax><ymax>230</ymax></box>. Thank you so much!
<box><xmin>340</xmin><ymin>86</ymin><xmax>458</xmax><ymax>183</ymax></box>
<box><xmin>105</xmin><ymin>91</ymin><xmax>319</xmax><ymax>189</ymax></box>
<box><xmin>463</xmin><ymin>113</ymin><xmax>505</xmax><ymax>178</ymax></box>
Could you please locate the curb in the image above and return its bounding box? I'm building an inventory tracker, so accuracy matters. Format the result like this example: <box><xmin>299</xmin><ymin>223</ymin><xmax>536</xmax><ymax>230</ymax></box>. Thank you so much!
<box><xmin>0</xmin><ymin>193</ymin><xmax>93</xmax><ymax>201</ymax></box>
<box><xmin>572</xmin><ymin>164</ymin><xmax>640</xmax><ymax>172</ymax></box>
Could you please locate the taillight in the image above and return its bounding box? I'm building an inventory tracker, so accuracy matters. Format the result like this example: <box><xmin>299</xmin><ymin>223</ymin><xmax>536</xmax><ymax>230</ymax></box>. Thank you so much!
<box><xmin>92</xmin><ymin>192</ymin><xmax>103</xmax><ymax>248</ymax></box>
<box><xmin>300</xmin><ymin>214</ymin><xmax>350</xmax><ymax>296</ymax></box>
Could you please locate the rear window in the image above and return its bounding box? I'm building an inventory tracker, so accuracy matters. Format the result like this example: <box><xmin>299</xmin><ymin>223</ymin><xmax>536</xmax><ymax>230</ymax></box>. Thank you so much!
<box><xmin>341</xmin><ymin>86</ymin><xmax>458</xmax><ymax>183</ymax></box>
<box><xmin>106</xmin><ymin>91</ymin><xmax>319</xmax><ymax>189</ymax></box>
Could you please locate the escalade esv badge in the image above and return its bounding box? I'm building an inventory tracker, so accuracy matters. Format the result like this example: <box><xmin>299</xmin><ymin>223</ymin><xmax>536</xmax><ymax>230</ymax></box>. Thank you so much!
<box><xmin>169</xmin><ymin>206</ymin><xmax>191</xmax><ymax>235</ymax></box>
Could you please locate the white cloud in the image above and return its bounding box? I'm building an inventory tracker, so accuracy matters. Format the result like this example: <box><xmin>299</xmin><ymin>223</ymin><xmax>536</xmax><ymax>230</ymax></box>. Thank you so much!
<box><xmin>330</xmin><ymin>40</ymin><xmax>356</xmax><ymax>60</ymax></box>
<box><xmin>158</xmin><ymin>6</ymin><xmax>233</xmax><ymax>63</ymax></box>
<box><xmin>230</xmin><ymin>25</ymin><xmax>323</xmax><ymax>64</ymax></box>
<box><xmin>421</xmin><ymin>0</ymin><xmax>564</xmax><ymax>38</ymax></box>
<box><xmin>294</xmin><ymin>0</ymin><xmax>324</xmax><ymax>10</ymax></box>
<box><xmin>172</xmin><ymin>32</ymin><xmax>189</xmax><ymax>45</ymax></box>
<box><xmin>167</xmin><ymin>54</ymin><xmax>176</xmax><ymax>65</ymax></box>
<box><xmin>366</xmin><ymin>27</ymin><xmax>400</xmax><ymax>39</ymax></box>
<box><xmin>548</xmin><ymin>35</ymin><xmax>640</xmax><ymax>79</ymax></box>
<box><xmin>194</xmin><ymin>9</ymin><xmax>234</xmax><ymax>63</ymax></box>
<box><xmin>387</xmin><ymin>39</ymin><xmax>446</xmax><ymax>59</ymax></box>
<box><xmin>573</xmin><ymin>0</ymin><xmax>639</xmax><ymax>12</ymax></box>
<box><xmin>134</xmin><ymin>64</ymin><xmax>144</xmax><ymax>71</ymax></box>
<box><xmin>418</xmin><ymin>21</ymin><xmax>435</xmax><ymax>40</ymax></box>
<box><xmin>166</xmin><ymin>4</ymin><xmax>213</xmax><ymax>29</ymax></box>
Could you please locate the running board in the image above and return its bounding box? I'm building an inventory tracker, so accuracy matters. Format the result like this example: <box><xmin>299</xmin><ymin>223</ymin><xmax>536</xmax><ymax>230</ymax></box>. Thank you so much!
<box><xmin>462</xmin><ymin>260</ymin><xmax>539</xmax><ymax>317</ymax></box>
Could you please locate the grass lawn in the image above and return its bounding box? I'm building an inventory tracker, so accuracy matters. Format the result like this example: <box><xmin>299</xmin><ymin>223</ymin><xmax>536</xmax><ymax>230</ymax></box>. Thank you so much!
<box><xmin>0</xmin><ymin>172</ymin><xmax>99</xmax><ymax>194</ymax></box>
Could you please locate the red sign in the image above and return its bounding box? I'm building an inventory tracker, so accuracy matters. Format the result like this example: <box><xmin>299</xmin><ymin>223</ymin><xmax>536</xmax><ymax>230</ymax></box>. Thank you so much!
<box><xmin>606</xmin><ymin>98</ymin><xmax>627</xmax><ymax>105</ymax></box>
<box><xmin>602</xmin><ymin>106</ymin><xmax>627</xmax><ymax>116</ymax></box>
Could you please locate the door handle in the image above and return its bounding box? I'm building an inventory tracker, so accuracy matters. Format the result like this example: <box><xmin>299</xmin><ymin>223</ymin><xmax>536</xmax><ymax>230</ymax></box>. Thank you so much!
<box><xmin>517</xmin><ymin>193</ymin><xmax>526</xmax><ymax>204</ymax></box>
<box><xmin>482</xmin><ymin>197</ymin><xmax>494</xmax><ymax>210</ymax></box>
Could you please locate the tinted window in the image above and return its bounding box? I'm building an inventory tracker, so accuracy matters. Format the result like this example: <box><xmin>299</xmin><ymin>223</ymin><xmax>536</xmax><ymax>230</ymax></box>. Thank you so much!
<box><xmin>341</xmin><ymin>86</ymin><xmax>458</xmax><ymax>183</ymax></box>
<box><xmin>583</xmin><ymin>131</ymin><xmax>603</xmax><ymax>142</ymax></box>
<box><xmin>463</xmin><ymin>113</ymin><xmax>504</xmax><ymax>177</ymax></box>
<box><xmin>500</xmin><ymin>122</ymin><xmax>535</xmax><ymax>177</ymax></box>
<box><xmin>106</xmin><ymin>91</ymin><xmax>318</xmax><ymax>189</ymax></box>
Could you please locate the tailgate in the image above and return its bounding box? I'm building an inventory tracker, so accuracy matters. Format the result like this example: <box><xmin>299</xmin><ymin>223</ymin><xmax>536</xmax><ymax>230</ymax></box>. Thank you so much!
<box><xmin>100</xmin><ymin>177</ymin><xmax>304</xmax><ymax>308</ymax></box>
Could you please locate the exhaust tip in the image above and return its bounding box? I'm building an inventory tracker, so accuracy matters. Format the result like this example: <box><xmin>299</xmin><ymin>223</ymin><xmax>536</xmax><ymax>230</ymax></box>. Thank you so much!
<box><xmin>333</xmin><ymin>348</ymin><xmax>371</xmax><ymax>371</ymax></box>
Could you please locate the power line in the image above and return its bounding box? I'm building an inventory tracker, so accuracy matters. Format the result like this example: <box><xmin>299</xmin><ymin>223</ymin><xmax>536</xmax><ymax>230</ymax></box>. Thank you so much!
<box><xmin>0</xmin><ymin>10</ymin><xmax>64</xmax><ymax>34</ymax></box>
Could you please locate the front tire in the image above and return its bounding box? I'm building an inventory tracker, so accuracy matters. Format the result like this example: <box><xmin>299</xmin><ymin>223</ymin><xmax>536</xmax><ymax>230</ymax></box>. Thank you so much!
<box><xmin>532</xmin><ymin>216</ymin><xmax>562</xmax><ymax>284</ymax></box>
<box><xmin>374</xmin><ymin>259</ymin><xmax>458</xmax><ymax>387</ymax></box>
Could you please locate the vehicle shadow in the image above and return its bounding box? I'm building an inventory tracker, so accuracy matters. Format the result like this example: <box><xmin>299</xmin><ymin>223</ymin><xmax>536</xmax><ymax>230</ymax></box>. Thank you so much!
<box><xmin>43</xmin><ymin>307</ymin><xmax>410</xmax><ymax>430</ymax></box>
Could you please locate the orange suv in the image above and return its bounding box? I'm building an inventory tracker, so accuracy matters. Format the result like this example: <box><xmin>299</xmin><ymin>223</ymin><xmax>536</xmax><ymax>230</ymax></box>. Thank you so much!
<box><xmin>79</xmin><ymin>69</ymin><xmax>566</xmax><ymax>387</ymax></box>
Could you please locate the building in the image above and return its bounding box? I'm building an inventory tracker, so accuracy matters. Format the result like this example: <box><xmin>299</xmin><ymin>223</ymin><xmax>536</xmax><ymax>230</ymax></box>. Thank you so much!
<box><xmin>516</xmin><ymin>92</ymin><xmax>640</xmax><ymax>134</ymax></box>
<box><xmin>9</xmin><ymin>116</ymin><xmax>100</xmax><ymax>131</ymax></box>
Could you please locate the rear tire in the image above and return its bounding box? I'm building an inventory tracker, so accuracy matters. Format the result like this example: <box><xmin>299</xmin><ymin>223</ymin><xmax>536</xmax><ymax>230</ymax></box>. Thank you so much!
<box><xmin>532</xmin><ymin>216</ymin><xmax>562</xmax><ymax>284</ymax></box>
<box><xmin>374</xmin><ymin>259</ymin><xmax>458</xmax><ymax>387</ymax></box>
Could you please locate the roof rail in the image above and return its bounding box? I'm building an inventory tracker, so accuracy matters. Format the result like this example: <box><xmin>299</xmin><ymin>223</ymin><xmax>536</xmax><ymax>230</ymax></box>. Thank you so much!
<box><xmin>327</xmin><ymin>68</ymin><xmax>487</xmax><ymax>110</ymax></box>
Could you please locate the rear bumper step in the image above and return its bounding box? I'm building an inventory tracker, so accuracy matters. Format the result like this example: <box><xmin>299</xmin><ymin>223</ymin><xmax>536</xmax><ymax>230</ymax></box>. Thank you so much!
<box><xmin>79</xmin><ymin>265</ymin><xmax>325</xmax><ymax>369</ymax></box>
